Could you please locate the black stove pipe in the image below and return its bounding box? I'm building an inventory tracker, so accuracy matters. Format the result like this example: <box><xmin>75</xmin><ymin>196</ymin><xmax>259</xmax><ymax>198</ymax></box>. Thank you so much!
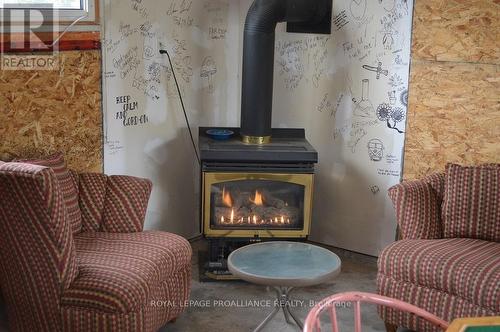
<box><xmin>240</xmin><ymin>0</ymin><xmax>329</xmax><ymax>144</ymax></box>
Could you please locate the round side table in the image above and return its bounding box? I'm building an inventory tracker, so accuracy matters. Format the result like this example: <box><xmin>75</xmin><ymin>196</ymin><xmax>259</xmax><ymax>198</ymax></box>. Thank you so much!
<box><xmin>228</xmin><ymin>241</ymin><xmax>341</xmax><ymax>331</ymax></box>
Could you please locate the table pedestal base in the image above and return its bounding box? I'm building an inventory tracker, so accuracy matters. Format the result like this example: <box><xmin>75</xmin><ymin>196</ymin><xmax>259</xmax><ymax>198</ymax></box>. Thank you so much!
<box><xmin>254</xmin><ymin>287</ymin><xmax>303</xmax><ymax>332</ymax></box>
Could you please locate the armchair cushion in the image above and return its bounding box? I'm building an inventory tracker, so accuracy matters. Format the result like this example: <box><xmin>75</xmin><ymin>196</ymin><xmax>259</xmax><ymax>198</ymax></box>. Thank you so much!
<box><xmin>442</xmin><ymin>163</ymin><xmax>500</xmax><ymax>242</ymax></box>
<box><xmin>62</xmin><ymin>231</ymin><xmax>192</xmax><ymax>313</ymax></box>
<box><xmin>101</xmin><ymin>175</ymin><xmax>152</xmax><ymax>233</ymax></box>
<box><xmin>17</xmin><ymin>152</ymin><xmax>82</xmax><ymax>234</ymax></box>
<box><xmin>378</xmin><ymin>238</ymin><xmax>500</xmax><ymax>313</ymax></box>
<box><xmin>388</xmin><ymin>175</ymin><xmax>443</xmax><ymax>239</ymax></box>
<box><xmin>77</xmin><ymin>173</ymin><xmax>153</xmax><ymax>233</ymax></box>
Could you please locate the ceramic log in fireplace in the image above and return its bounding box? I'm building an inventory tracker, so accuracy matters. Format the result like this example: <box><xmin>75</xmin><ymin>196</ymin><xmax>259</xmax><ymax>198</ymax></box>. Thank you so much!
<box><xmin>199</xmin><ymin>127</ymin><xmax>317</xmax><ymax>239</ymax></box>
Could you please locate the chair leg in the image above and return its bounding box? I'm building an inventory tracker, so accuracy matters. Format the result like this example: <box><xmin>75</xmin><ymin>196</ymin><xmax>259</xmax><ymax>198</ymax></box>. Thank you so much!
<box><xmin>384</xmin><ymin>322</ymin><xmax>397</xmax><ymax>332</ymax></box>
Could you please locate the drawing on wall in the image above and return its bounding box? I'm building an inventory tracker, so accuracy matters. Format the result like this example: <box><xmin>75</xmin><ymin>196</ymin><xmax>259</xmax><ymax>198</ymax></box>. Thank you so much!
<box><xmin>342</xmin><ymin>38</ymin><xmax>374</xmax><ymax>62</ymax></box>
<box><xmin>386</xmin><ymin>153</ymin><xmax>399</xmax><ymax>164</ymax></box>
<box><xmin>113</xmin><ymin>47</ymin><xmax>140</xmax><ymax>80</ymax></box>
<box><xmin>132</xmin><ymin>68</ymin><xmax>161</xmax><ymax>101</ymax></box>
<box><xmin>377</xmin><ymin>7</ymin><xmax>406</xmax><ymax>53</ymax></box>
<box><xmin>317</xmin><ymin>93</ymin><xmax>338</xmax><ymax>118</ymax></box>
<box><xmin>394</xmin><ymin>54</ymin><xmax>406</xmax><ymax>65</ymax></box>
<box><xmin>347</xmin><ymin>128</ymin><xmax>368</xmax><ymax>154</ymax></box>
<box><xmin>379</xmin><ymin>0</ymin><xmax>395</xmax><ymax>12</ymax></box>
<box><xmin>147</xmin><ymin>62</ymin><xmax>162</xmax><ymax>83</ymax></box>
<box><xmin>402</xmin><ymin>0</ymin><xmax>409</xmax><ymax>12</ymax></box>
<box><xmin>349</xmin><ymin>0</ymin><xmax>367</xmax><ymax>21</ymax></box>
<box><xmin>376</xmin><ymin>103</ymin><xmax>405</xmax><ymax>133</ymax></box>
<box><xmin>205</xmin><ymin>0</ymin><xmax>229</xmax><ymax>40</ymax></box>
<box><xmin>276</xmin><ymin>36</ymin><xmax>329</xmax><ymax>90</ymax></box>
<box><xmin>388</xmin><ymin>90</ymin><xmax>396</xmax><ymax>104</ymax></box>
<box><xmin>276</xmin><ymin>39</ymin><xmax>305</xmax><ymax>90</ymax></box>
<box><xmin>389</xmin><ymin>107</ymin><xmax>405</xmax><ymax>132</ymax></box>
<box><xmin>400</xmin><ymin>89</ymin><xmax>408</xmax><ymax>107</ymax></box>
<box><xmin>106</xmin><ymin>140</ymin><xmax>124</xmax><ymax>156</ymax></box>
<box><xmin>103</xmin><ymin>0</ymin><xmax>415</xmax><ymax>256</ymax></box>
<box><xmin>143</xmin><ymin>34</ymin><xmax>157</xmax><ymax>59</ymax></box>
<box><xmin>333</xmin><ymin>10</ymin><xmax>350</xmax><ymax>31</ymax></box>
<box><xmin>166</xmin><ymin>0</ymin><xmax>194</xmax><ymax>28</ymax></box>
<box><xmin>367</xmin><ymin>138</ymin><xmax>384</xmax><ymax>161</ymax></box>
<box><xmin>131</xmin><ymin>0</ymin><xmax>149</xmax><ymax>19</ymax></box>
<box><xmin>388</xmin><ymin>73</ymin><xmax>403</xmax><ymax>87</ymax></box>
<box><xmin>310</xmin><ymin>37</ymin><xmax>329</xmax><ymax>87</ymax></box>
<box><xmin>362</xmin><ymin>62</ymin><xmax>388</xmax><ymax>79</ymax></box>
<box><xmin>353</xmin><ymin>79</ymin><xmax>375</xmax><ymax>118</ymax></box>
<box><xmin>171</xmin><ymin>38</ymin><xmax>194</xmax><ymax>83</ymax></box>
<box><xmin>114</xmin><ymin>95</ymin><xmax>149</xmax><ymax>127</ymax></box>
<box><xmin>200</xmin><ymin>56</ymin><xmax>217</xmax><ymax>93</ymax></box>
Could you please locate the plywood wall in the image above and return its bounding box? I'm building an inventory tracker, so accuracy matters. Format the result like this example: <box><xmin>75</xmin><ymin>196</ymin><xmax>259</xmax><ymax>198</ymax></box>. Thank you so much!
<box><xmin>0</xmin><ymin>50</ymin><xmax>102</xmax><ymax>172</ymax></box>
<box><xmin>403</xmin><ymin>0</ymin><xmax>500</xmax><ymax>179</ymax></box>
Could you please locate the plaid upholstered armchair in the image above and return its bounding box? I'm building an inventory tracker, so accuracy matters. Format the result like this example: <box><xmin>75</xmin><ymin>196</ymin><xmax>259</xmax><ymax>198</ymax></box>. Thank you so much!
<box><xmin>378</xmin><ymin>165</ymin><xmax>500</xmax><ymax>332</ymax></box>
<box><xmin>0</xmin><ymin>154</ymin><xmax>192</xmax><ymax>332</ymax></box>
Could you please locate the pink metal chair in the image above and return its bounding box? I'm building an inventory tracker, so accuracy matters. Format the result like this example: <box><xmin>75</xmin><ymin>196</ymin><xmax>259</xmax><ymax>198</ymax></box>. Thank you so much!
<box><xmin>304</xmin><ymin>292</ymin><xmax>449</xmax><ymax>332</ymax></box>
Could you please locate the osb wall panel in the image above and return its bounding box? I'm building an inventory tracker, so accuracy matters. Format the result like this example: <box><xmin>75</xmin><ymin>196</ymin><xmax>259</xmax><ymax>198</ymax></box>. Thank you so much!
<box><xmin>404</xmin><ymin>61</ymin><xmax>499</xmax><ymax>179</ymax></box>
<box><xmin>412</xmin><ymin>0</ymin><xmax>499</xmax><ymax>63</ymax></box>
<box><xmin>0</xmin><ymin>50</ymin><xmax>102</xmax><ymax>173</ymax></box>
<box><xmin>403</xmin><ymin>0</ymin><xmax>500</xmax><ymax>180</ymax></box>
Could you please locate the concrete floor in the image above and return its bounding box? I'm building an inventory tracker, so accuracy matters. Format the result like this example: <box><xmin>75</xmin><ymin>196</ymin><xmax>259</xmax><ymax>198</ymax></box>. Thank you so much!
<box><xmin>162</xmin><ymin>239</ymin><xmax>390</xmax><ymax>332</ymax></box>
<box><xmin>0</xmin><ymin>239</ymin><xmax>399</xmax><ymax>332</ymax></box>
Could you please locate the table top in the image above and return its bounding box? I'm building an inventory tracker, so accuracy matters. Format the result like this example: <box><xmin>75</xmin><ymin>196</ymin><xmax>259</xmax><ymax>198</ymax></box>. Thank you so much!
<box><xmin>227</xmin><ymin>241</ymin><xmax>341</xmax><ymax>287</ymax></box>
<box><xmin>446</xmin><ymin>316</ymin><xmax>500</xmax><ymax>332</ymax></box>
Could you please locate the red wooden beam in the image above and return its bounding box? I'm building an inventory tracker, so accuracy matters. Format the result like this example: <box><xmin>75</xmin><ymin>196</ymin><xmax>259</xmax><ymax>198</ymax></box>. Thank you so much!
<box><xmin>1</xmin><ymin>31</ymin><xmax>101</xmax><ymax>53</ymax></box>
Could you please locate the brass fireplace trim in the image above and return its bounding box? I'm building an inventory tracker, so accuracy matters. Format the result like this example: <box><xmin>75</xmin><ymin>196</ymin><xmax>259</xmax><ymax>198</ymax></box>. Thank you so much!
<box><xmin>203</xmin><ymin>172</ymin><xmax>314</xmax><ymax>238</ymax></box>
<box><xmin>241</xmin><ymin>135</ymin><xmax>271</xmax><ymax>145</ymax></box>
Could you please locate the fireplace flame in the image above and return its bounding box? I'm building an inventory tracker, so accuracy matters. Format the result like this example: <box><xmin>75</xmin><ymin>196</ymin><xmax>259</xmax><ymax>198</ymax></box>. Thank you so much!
<box><xmin>250</xmin><ymin>190</ymin><xmax>264</xmax><ymax>206</ymax></box>
<box><xmin>222</xmin><ymin>187</ymin><xmax>233</xmax><ymax>207</ymax></box>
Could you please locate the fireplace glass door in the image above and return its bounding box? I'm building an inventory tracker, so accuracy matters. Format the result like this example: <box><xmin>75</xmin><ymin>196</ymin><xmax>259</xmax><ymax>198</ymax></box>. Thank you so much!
<box><xmin>203</xmin><ymin>173</ymin><xmax>313</xmax><ymax>237</ymax></box>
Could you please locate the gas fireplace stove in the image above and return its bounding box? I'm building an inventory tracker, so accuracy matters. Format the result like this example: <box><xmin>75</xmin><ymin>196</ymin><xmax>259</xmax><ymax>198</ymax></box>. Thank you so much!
<box><xmin>199</xmin><ymin>127</ymin><xmax>318</xmax><ymax>279</ymax></box>
<box><xmin>198</xmin><ymin>0</ymin><xmax>330</xmax><ymax>280</ymax></box>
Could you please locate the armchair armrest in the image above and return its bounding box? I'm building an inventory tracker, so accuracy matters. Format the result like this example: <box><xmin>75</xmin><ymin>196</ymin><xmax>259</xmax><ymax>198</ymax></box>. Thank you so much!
<box><xmin>388</xmin><ymin>178</ymin><xmax>443</xmax><ymax>240</ymax></box>
<box><xmin>78</xmin><ymin>173</ymin><xmax>152</xmax><ymax>233</ymax></box>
